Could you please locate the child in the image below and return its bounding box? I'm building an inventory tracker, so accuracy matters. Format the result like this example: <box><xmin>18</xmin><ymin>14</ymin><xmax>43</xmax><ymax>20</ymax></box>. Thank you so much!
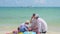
<box><xmin>18</xmin><ymin>20</ymin><xmax>30</xmax><ymax>32</ymax></box>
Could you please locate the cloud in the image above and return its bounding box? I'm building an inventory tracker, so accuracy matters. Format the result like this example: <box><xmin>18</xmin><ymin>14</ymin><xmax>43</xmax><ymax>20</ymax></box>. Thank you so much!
<box><xmin>0</xmin><ymin>0</ymin><xmax>60</xmax><ymax>7</ymax></box>
<box><xmin>40</xmin><ymin>0</ymin><xmax>46</xmax><ymax>4</ymax></box>
<box><xmin>15</xmin><ymin>0</ymin><xmax>35</xmax><ymax>7</ymax></box>
<box><xmin>34</xmin><ymin>0</ymin><xmax>46</xmax><ymax>4</ymax></box>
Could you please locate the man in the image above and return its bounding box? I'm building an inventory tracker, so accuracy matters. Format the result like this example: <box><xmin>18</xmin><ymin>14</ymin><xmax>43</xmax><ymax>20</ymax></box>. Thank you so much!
<box><xmin>18</xmin><ymin>20</ymin><xmax>30</xmax><ymax>32</ymax></box>
<box><xmin>30</xmin><ymin>14</ymin><xmax>47</xmax><ymax>34</ymax></box>
<box><xmin>36</xmin><ymin>14</ymin><xmax>47</xmax><ymax>34</ymax></box>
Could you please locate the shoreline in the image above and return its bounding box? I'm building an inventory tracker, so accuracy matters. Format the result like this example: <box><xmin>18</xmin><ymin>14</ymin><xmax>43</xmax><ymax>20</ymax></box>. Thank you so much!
<box><xmin>0</xmin><ymin>25</ymin><xmax>60</xmax><ymax>34</ymax></box>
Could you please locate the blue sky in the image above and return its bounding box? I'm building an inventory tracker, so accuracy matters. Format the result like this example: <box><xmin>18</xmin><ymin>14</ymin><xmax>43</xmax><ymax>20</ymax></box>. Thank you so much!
<box><xmin>0</xmin><ymin>0</ymin><xmax>60</xmax><ymax>7</ymax></box>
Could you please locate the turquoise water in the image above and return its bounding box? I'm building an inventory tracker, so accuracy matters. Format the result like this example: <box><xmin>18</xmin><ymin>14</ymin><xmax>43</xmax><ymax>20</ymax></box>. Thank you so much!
<box><xmin>0</xmin><ymin>7</ymin><xmax>60</xmax><ymax>26</ymax></box>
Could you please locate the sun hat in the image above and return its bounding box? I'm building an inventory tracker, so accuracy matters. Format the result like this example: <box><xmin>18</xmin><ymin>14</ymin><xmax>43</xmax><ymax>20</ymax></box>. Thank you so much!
<box><xmin>25</xmin><ymin>20</ymin><xmax>30</xmax><ymax>24</ymax></box>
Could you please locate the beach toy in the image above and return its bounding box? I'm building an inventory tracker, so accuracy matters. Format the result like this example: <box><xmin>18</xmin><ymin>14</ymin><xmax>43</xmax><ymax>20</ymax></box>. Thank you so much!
<box><xmin>24</xmin><ymin>31</ymin><xmax>36</xmax><ymax>34</ymax></box>
<box><xmin>18</xmin><ymin>32</ymin><xmax>23</xmax><ymax>34</ymax></box>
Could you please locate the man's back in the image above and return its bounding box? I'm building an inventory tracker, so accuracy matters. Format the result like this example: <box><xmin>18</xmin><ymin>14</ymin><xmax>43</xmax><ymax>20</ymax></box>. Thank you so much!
<box><xmin>37</xmin><ymin>18</ymin><xmax>47</xmax><ymax>32</ymax></box>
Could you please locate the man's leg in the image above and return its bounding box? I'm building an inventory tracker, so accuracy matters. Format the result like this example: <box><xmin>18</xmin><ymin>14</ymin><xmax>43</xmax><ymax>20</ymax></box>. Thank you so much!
<box><xmin>41</xmin><ymin>33</ymin><xmax>46</xmax><ymax>34</ymax></box>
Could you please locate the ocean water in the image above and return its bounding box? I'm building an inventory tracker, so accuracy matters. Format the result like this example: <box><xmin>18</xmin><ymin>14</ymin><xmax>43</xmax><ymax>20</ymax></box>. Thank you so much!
<box><xmin>0</xmin><ymin>7</ymin><xmax>60</xmax><ymax>34</ymax></box>
<box><xmin>0</xmin><ymin>7</ymin><xmax>60</xmax><ymax>26</ymax></box>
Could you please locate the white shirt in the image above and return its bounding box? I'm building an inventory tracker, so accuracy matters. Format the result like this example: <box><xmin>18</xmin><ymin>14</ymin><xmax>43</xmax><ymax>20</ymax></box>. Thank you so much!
<box><xmin>31</xmin><ymin>18</ymin><xmax>47</xmax><ymax>32</ymax></box>
<box><xmin>37</xmin><ymin>18</ymin><xmax>48</xmax><ymax>32</ymax></box>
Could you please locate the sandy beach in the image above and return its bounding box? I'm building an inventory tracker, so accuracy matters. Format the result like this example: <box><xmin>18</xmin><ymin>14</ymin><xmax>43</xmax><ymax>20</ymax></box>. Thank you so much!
<box><xmin>0</xmin><ymin>30</ymin><xmax>60</xmax><ymax>34</ymax></box>
<box><xmin>0</xmin><ymin>25</ymin><xmax>60</xmax><ymax>34</ymax></box>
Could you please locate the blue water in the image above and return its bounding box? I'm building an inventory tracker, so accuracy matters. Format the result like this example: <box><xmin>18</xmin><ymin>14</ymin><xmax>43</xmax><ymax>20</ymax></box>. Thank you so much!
<box><xmin>0</xmin><ymin>7</ymin><xmax>60</xmax><ymax>26</ymax></box>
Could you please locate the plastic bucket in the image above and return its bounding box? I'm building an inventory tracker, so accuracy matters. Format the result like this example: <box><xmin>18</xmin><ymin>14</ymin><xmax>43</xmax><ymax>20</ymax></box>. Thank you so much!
<box><xmin>24</xmin><ymin>31</ymin><xmax>36</xmax><ymax>34</ymax></box>
<box><xmin>18</xmin><ymin>32</ymin><xmax>23</xmax><ymax>34</ymax></box>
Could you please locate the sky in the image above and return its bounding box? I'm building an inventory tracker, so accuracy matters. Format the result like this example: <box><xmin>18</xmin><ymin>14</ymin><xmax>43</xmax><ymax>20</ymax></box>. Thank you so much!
<box><xmin>0</xmin><ymin>0</ymin><xmax>60</xmax><ymax>7</ymax></box>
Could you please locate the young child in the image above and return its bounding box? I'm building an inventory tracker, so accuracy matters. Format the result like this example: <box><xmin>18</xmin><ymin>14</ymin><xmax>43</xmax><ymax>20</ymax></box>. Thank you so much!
<box><xmin>18</xmin><ymin>20</ymin><xmax>30</xmax><ymax>32</ymax></box>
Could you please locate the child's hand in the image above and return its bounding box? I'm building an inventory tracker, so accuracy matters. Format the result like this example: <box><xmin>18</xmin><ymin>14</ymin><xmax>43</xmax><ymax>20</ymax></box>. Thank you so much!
<box><xmin>28</xmin><ymin>28</ymin><xmax>32</xmax><ymax>31</ymax></box>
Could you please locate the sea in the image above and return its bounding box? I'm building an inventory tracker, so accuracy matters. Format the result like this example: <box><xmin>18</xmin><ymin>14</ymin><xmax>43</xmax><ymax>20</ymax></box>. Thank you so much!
<box><xmin>0</xmin><ymin>7</ymin><xmax>60</xmax><ymax>34</ymax></box>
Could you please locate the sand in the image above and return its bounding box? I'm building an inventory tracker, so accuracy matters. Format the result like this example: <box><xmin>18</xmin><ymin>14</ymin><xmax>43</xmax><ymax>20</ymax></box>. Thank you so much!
<box><xmin>0</xmin><ymin>25</ymin><xmax>60</xmax><ymax>34</ymax></box>
<box><xmin>0</xmin><ymin>31</ymin><xmax>60</xmax><ymax>34</ymax></box>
